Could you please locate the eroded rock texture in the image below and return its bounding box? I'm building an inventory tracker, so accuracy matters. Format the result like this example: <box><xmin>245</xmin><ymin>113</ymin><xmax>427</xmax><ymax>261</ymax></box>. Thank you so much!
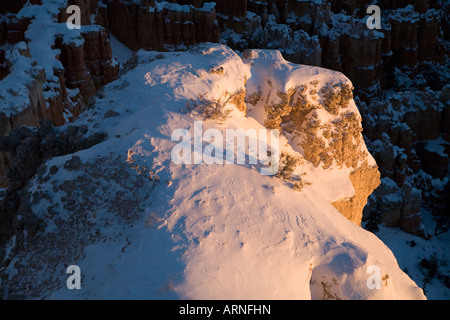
<box><xmin>244</xmin><ymin>49</ymin><xmax>381</xmax><ymax>226</ymax></box>
<box><xmin>0</xmin><ymin>1</ymin><xmax>119</xmax><ymax>187</ymax></box>
<box><xmin>1</xmin><ymin>0</ymin><xmax>449</xmax><ymax>236</ymax></box>
<box><xmin>214</xmin><ymin>0</ymin><xmax>448</xmax><ymax>236</ymax></box>
<box><xmin>105</xmin><ymin>0</ymin><xmax>220</xmax><ymax>50</ymax></box>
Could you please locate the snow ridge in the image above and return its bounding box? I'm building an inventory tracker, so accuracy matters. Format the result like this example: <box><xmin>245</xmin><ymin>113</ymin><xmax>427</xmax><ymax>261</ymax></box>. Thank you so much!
<box><xmin>1</xmin><ymin>43</ymin><xmax>425</xmax><ymax>300</ymax></box>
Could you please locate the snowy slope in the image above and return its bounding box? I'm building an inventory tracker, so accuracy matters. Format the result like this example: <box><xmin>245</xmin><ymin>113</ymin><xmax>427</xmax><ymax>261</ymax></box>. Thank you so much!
<box><xmin>2</xmin><ymin>43</ymin><xmax>425</xmax><ymax>300</ymax></box>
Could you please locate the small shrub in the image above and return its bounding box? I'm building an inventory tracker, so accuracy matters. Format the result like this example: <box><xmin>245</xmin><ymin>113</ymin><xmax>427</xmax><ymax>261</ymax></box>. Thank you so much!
<box><xmin>277</xmin><ymin>152</ymin><xmax>311</xmax><ymax>192</ymax></box>
<box><xmin>365</xmin><ymin>208</ymin><xmax>381</xmax><ymax>233</ymax></box>
<box><xmin>420</xmin><ymin>256</ymin><xmax>439</xmax><ymax>279</ymax></box>
<box><xmin>293</xmin><ymin>176</ymin><xmax>312</xmax><ymax>192</ymax></box>
<box><xmin>189</xmin><ymin>92</ymin><xmax>233</xmax><ymax>123</ymax></box>
<box><xmin>444</xmin><ymin>275</ymin><xmax>450</xmax><ymax>289</ymax></box>
<box><xmin>407</xmin><ymin>240</ymin><xmax>417</xmax><ymax>248</ymax></box>
<box><xmin>246</xmin><ymin>91</ymin><xmax>262</xmax><ymax>106</ymax></box>
<box><xmin>277</xmin><ymin>152</ymin><xmax>299</xmax><ymax>180</ymax></box>
<box><xmin>419</xmin><ymin>252</ymin><xmax>450</xmax><ymax>288</ymax></box>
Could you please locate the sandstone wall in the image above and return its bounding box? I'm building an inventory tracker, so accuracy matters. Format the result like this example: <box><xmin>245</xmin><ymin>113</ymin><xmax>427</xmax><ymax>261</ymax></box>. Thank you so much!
<box><xmin>106</xmin><ymin>0</ymin><xmax>220</xmax><ymax>51</ymax></box>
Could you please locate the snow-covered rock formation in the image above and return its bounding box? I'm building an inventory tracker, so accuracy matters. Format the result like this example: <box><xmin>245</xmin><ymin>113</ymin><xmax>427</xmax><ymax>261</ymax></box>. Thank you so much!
<box><xmin>0</xmin><ymin>43</ymin><xmax>425</xmax><ymax>300</ymax></box>
<box><xmin>0</xmin><ymin>0</ymin><xmax>119</xmax><ymax>187</ymax></box>
<box><xmin>1</xmin><ymin>0</ymin><xmax>448</xmax><ymax>239</ymax></box>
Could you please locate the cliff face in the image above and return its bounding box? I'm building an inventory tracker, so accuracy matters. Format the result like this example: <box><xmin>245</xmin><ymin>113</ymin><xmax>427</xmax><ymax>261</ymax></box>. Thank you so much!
<box><xmin>332</xmin><ymin>164</ymin><xmax>381</xmax><ymax>226</ymax></box>
<box><xmin>217</xmin><ymin>0</ymin><xmax>445</xmax><ymax>100</ymax></box>
<box><xmin>105</xmin><ymin>0</ymin><xmax>220</xmax><ymax>51</ymax></box>
<box><xmin>244</xmin><ymin>49</ymin><xmax>380</xmax><ymax>226</ymax></box>
<box><xmin>0</xmin><ymin>0</ymin><xmax>119</xmax><ymax>187</ymax></box>
<box><xmin>361</xmin><ymin>87</ymin><xmax>448</xmax><ymax>237</ymax></box>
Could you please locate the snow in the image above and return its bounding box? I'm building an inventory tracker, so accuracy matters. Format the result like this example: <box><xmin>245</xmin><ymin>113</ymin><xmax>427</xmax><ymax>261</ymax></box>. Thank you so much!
<box><xmin>0</xmin><ymin>45</ymin><xmax>44</xmax><ymax>117</ymax></box>
<box><xmin>243</xmin><ymin>49</ymin><xmax>376</xmax><ymax>202</ymax></box>
<box><xmin>424</xmin><ymin>135</ymin><xmax>449</xmax><ymax>158</ymax></box>
<box><xmin>389</xmin><ymin>5</ymin><xmax>420</xmax><ymax>23</ymax></box>
<box><xmin>23</xmin><ymin>10</ymin><xmax>102</xmax><ymax>84</ymax></box>
<box><xmin>3</xmin><ymin>236</ymin><xmax>16</xmax><ymax>261</ymax></box>
<box><xmin>109</xmin><ymin>34</ymin><xmax>133</xmax><ymax>64</ymax></box>
<box><xmin>3</xmin><ymin>43</ymin><xmax>426</xmax><ymax>300</ymax></box>
<box><xmin>372</xmin><ymin>223</ymin><xmax>450</xmax><ymax>300</ymax></box>
<box><xmin>150</xmin><ymin>1</ymin><xmax>216</xmax><ymax>14</ymax></box>
<box><xmin>0</xmin><ymin>0</ymin><xmax>110</xmax><ymax>118</ymax></box>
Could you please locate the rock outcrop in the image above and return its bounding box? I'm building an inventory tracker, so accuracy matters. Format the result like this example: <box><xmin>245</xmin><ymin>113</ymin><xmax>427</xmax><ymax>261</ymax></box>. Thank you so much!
<box><xmin>245</xmin><ymin>49</ymin><xmax>381</xmax><ymax>226</ymax></box>
<box><xmin>361</xmin><ymin>84</ymin><xmax>449</xmax><ymax>236</ymax></box>
<box><xmin>0</xmin><ymin>1</ymin><xmax>119</xmax><ymax>187</ymax></box>
<box><xmin>220</xmin><ymin>0</ymin><xmax>447</xmax><ymax>236</ymax></box>
<box><xmin>1</xmin><ymin>44</ymin><xmax>427</xmax><ymax>301</ymax></box>
<box><xmin>333</xmin><ymin>163</ymin><xmax>381</xmax><ymax>225</ymax></box>
<box><xmin>1</xmin><ymin>0</ymin><xmax>448</xmax><ymax>236</ymax></box>
<box><xmin>213</xmin><ymin>0</ymin><xmax>444</xmax><ymax>107</ymax></box>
